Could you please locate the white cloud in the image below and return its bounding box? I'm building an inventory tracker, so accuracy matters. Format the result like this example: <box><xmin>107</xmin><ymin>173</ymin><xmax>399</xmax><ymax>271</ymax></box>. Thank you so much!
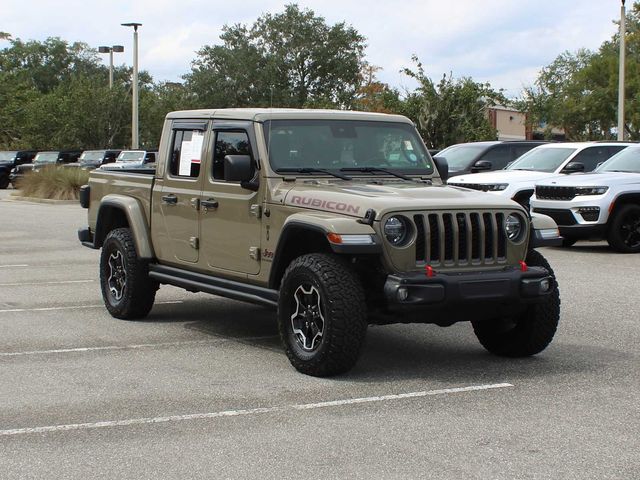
<box><xmin>0</xmin><ymin>0</ymin><xmax>625</xmax><ymax>97</ymax></box>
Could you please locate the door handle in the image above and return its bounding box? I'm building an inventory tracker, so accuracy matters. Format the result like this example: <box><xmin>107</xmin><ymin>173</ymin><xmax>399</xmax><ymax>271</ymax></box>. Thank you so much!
<box><xmin>162</xmin><ymin>194</ymin><xmax>178</xmax><ymax>205</ymax></box>
<box><xmin>201</xmin><ymin>198</ymin><xmax>219</xmax><ymax>210</ymax></box>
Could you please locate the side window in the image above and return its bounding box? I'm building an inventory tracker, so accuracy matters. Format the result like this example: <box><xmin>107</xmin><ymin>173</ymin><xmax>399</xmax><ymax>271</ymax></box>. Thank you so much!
<box><xmin>572</xmin><ymin>147</ymin><xmax>610</xmax><ymax>172</ymax></box>
<box><xmin>479</xmin><ymin>145</ymin><xmax>511</xmax><ymax>169</ymax></box>
<box><xmin>213</xmin><ymin>131</ymin><xmax>252</xmax><ymax>180</ymax></box>
<box><xmin>512</xmin><ymin>145</ymin><xmax>534</xmax><ymax>160</ymax></box>
<box><xmin>169</xmin><ymin>130</ymin><xmax>204</xmax><ymax>178</ymax></box>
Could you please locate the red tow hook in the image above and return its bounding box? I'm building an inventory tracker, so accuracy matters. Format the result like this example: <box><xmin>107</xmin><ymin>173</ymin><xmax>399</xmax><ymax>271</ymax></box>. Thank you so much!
<box><xmin>425</xmin><ymin>265</ymin><xmax>435</xmax><ymax>277</ymax></box>
<box><xmin>519</xmin><ymin>260</ymin><xmax>528</xmax><ymax>272</ymax></box>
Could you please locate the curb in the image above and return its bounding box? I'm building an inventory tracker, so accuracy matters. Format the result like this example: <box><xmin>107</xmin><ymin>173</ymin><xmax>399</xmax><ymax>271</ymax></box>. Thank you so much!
<box><xmin>4</xmin><ymin>195</ymin><xmax>79</xmax><ymax>205</ymax></box>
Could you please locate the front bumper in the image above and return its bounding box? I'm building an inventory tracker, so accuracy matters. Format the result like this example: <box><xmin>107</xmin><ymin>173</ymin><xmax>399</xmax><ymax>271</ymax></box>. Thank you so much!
<box><xmin>384</xmin><ymin>266</ymin><xmax>552</xmax><ymax>307</ymax></box>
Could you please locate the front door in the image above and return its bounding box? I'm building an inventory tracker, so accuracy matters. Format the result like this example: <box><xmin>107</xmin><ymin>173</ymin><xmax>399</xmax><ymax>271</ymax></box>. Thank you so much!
<box><xmin>199</xmin><ymin>123</ymin><xmax>262</xmax><ymax>275</ymax></box>
<box><xmin>154</xmin><ymin>122</ymin><xmax>208</xmax><ymax>264</ymax></box>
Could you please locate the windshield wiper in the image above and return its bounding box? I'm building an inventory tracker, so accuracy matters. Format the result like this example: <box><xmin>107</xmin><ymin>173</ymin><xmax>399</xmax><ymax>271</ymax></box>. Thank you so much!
<box><xmin>604</xmin><ymin>169</ymin><xmax>635</xmax><ymax>173</ymax></box>
<box><xmin>276</xmin><ymin>167</ymin><xmax>352</xmax><ymax>181</ymax></box>
<box><xmin>340</xmin><ymin>167</ymin><xmax>418</xmax><ymax>182</ymax></box>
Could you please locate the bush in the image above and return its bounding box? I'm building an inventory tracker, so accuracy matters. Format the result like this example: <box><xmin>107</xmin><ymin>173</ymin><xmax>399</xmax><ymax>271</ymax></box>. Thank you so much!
<box><xmin>17</xmin><ymin>166</ymin><xmax>89</xmax><ymax>200</ymax></box>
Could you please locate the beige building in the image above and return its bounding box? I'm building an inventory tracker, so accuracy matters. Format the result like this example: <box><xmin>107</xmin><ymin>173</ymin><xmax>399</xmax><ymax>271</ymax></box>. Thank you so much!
<box><xmin>487</xmin><ymin>105</ymin><xmax>565</xmax><ymax>141</ymax></box>
<box><xmin>487</xmin><ymin>105</ymin><xmax>530</xmax><ymax>140</ymax></box>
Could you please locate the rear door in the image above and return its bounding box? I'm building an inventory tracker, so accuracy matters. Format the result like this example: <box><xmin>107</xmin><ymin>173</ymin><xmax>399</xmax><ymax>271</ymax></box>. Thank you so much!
<box><xmin>198</xmin><ymin>121</ymin><xmax>262</xmax><ymax>275</ymax></box>
<box><xmin>153</xmin><ymin>121</ymin><xmax>208</xmax><ymax>264</ymax></box>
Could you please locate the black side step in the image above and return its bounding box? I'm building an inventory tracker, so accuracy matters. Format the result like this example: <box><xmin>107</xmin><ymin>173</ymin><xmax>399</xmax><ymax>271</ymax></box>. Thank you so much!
<box><xmin>148</xmin><ymin>264</ymin><xmax>278</xmax><ymax>309</ymax></box>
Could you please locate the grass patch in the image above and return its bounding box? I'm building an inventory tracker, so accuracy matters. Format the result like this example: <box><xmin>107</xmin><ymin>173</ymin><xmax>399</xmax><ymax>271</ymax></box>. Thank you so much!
<box><xmin>17</xmin><ymin>166</ymin><xmax>89</xmax><ymax>200</ymax></box>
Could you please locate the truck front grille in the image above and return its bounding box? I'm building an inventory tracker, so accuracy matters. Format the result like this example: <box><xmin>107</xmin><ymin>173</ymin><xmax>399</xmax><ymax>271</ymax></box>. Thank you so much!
<box><xmin>413</xmin><ymin>211</ymin><xmax>508</xmax><ymax>266</ymax></box>
<box><xmin>449</xmin><ymin>182</ymin><xmax>492</xmax><ymax>192</ymax></box>
<box><xmin>535</xmin><ymin>185</ymin><xmax>576</xmax><ymax>200</ymax></box>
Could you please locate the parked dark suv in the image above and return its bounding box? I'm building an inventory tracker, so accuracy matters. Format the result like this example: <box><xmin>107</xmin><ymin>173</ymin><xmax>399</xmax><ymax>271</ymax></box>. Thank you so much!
<box><xmin>9</xmin><ymin>150</ymin><xmax>81</xmax><ymax>184</ymax></box>
<box><xmin>0</xmin><ymin>151</ymin><xmax>37</xmax><ymax>189</ymax></box>
<box><xmin>435</xmin><ymin>141</ymin><xmax>548</xmax><ymax>178</ymax></box>
<box><xmin>67</xmin><ymin>150</ymin><xmax>121</xmax><ymax>170</ymax></box>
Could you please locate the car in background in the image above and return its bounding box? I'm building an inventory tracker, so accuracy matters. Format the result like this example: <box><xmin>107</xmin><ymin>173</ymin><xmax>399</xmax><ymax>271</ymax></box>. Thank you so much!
<box><xmin>448</xmin><ymin>142</ymin><xmax>635</xmax><ymax>209</ymax></box>
<box><xmin>101</xmin><ymin>150</ymin><xmax>157</xmax><ymax>170</ymax></box>
<box><xmin>9</xmin><ymin>150</ymin><xmax>81</xmax><ymax>184</ymax></box>
<box><xmin>0</xmin><ymin>150</ymin><xmax>37</xmax><ymax>189</ymax></box>
<box><xmin>435</xmin><ymin>140</ymin><xmax>548</xmax><ymax>178</ymax></box>
<box><xmin>66</xmin><ymin>150</ymin><xmax>121</xmax><ymax>170</ymax></box>
<box><xmin>531</xmin><ymin>146</ymin><xmax>640</xmax><ymax>251</ymax></box>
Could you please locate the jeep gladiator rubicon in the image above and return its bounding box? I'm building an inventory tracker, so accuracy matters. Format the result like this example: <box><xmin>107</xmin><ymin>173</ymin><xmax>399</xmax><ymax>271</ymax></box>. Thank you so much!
<box><xmin>79</xmin><ymin>109</ymin><xmax>562</xmax><ymax>376</ymax></box>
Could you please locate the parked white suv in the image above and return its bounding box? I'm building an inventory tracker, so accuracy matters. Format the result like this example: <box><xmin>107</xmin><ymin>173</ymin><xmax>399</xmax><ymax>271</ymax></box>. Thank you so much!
<box><xmin>531</xmin><ymin>146</ymin><xmax>640</xmax><ymax>252</ymax></box>
<box><xmin>449</xmin><ymin>142</ymin><xmax>634</xmax><ymax>209</ymax></box>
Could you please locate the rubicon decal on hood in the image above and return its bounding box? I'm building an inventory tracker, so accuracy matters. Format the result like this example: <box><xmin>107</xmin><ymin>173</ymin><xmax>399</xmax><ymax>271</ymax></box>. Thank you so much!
<box><xmin>290</xmin><ymin>195</ymin><xmax>360</xmax><ymax>214</ymax></box>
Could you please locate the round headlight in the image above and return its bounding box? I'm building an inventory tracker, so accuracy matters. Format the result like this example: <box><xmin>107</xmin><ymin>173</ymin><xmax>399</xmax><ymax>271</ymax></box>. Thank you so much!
<box><xmin>504</xmin><ymin>214</ymin><xmax>524</xmax><ymax>242</ymax></box>
<box><xmin>384</xmin><ymin>216</ymin><xmax>410</xmax><ymax>246</ymax></box>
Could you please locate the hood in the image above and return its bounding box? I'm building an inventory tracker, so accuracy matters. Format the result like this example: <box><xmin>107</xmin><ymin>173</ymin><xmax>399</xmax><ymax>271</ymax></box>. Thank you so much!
<box><xmin>450</xmin><ymin>170</ymin><xmax>557</xmax><ymax>185</ymax></box>
<box><xmin>280</xmin><ymin>180</ymin><xmax>522</xmax><ymax>217</ymax></box>
<box><xmin>537</xmin><ymin>171</ymin><xmax>640</xmax><ymax>188</ymax></box>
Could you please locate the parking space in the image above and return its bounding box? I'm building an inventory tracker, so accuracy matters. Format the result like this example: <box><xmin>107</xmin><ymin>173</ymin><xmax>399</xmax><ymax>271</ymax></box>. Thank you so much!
<box><xmin>1</xmin><ymin>190</ymin><xmax>638</xmax><ymax>479</ymax></box>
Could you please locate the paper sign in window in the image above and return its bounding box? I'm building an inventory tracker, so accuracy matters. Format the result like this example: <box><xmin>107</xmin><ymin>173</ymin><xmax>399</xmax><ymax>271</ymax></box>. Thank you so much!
<box><xmin>178</xmin><ymin>131</ymin><xmax>204</xmax><ymax>176</ymax></box>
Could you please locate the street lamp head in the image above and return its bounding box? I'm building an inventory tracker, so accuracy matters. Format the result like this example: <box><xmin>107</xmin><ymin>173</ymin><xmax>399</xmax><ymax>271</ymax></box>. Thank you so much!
<box><xmin>112</xmin><ymin>45</ymin><xmax>125</xmax><ymax>53</ymax></box>
<box><xmin>98</xmin><ymin>46</ymin><xmax>110</xmax><ymax>53</ymax></box>
<box><xmin>121</xmin><ymin>22</ymin><xmax>142</xmax><ymax>31</ymax></box>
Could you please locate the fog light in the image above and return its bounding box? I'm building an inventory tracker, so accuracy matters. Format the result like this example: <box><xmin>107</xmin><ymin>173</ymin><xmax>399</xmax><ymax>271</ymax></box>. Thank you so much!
<box><xmin>539</xmin><ymin>278</ymin><xmax>550</xmax><ymax>293</ymax></box>
<box><xmin>397</xmin><ymin>287</ymin><xmax>409</xmax><ymax>301</ymax></box>
<box><xmin>577</xmin><ymin>207</ymin><xmax>600</xmax><ymax>222</ymax></box>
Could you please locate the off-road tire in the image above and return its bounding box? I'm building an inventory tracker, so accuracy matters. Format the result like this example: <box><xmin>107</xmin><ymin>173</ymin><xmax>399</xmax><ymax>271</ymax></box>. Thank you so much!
<box><xmin>472</xmin><ymin>250</ymin><xmax>560</xmax><ymax>357</ymax></box>
<box><xmin>100</xmin><ymin>227</ymin><xmax>158</xmax><ymax>319</ymax></box>
<box><xmin>278</xmin><ymin>253</ymin><xmax>368</xmax><ymax>377</ymax></box>
<box><xmin>561</xmin><ymin>238</ymin><xmax>577</xmax><ymax>248</ymax></box>
<box><xmin>607</xmin><ymin>204</ymin><xmax>640</xmax><ymax>253</ymax></box>
<box><xmin>0</xmin><ymin>174</ymin><xmax>9</xmax><ymax>189</ymax></box>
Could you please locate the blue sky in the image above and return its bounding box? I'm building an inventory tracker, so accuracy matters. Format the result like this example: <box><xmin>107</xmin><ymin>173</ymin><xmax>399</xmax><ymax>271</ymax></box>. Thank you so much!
<box><xmin>0</xmin><ymin>0</ymin><xmax>624</xmax><ymax>98</ymax></box>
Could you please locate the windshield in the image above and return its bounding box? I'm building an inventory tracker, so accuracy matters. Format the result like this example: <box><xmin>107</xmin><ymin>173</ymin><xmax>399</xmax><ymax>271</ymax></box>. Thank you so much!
<box><xmin>264</xmin><ymin>120</ymin><xmax>433</xmax><ymax>175</ymax></box>
<box><xmin>436</xmin><ymin>144</ymin><xmax>490</xmax><ymax>170</ymax></box>
<box><xmin>117</xmin><ymin>151</ymin><xmax>145</xmax><ymax>162</ymax></box>
<box><xmin>80</xmin><ymin>151</ymin><xmax>105</xmax><ymax>163</ymax></box>
<box><xmin>597</xmin><ymin>147</ymin><xmax>640</xmax><ymax>173</ymax></box>
<box><xmin>506</xmin><ymin>147</ymin><xmax>576</xmax><ymax>173</ymax></box>
<box><xmin>34</xmin><ymin>152</ymin><xmax>59</xmax><ymax>164</ymax></box>
<box><xmin>0</xmin><ymin>151</ymin><xmax>17</xmax><ymax>162</ymax></box>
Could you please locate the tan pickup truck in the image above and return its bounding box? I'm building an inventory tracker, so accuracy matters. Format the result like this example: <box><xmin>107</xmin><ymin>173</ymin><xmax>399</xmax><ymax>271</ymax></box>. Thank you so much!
<box><xmin>79</xmin><ymin>109</ymin><xmax>562</xmax><ymax>376</ymax></box>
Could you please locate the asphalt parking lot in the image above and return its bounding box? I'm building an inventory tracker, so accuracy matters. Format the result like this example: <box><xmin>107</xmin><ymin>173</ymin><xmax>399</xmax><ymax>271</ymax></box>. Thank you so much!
<box><xmin>1</xmin><ymin>189</ymin><xmax>638</xmax><ymax>480</ymax></box>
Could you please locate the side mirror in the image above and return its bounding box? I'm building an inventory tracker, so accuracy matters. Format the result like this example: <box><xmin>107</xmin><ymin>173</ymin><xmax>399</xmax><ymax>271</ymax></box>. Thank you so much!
<box><xmin>433</xmin><ymin>156</ymin><xmax>449</xmax><ymax>183</ymax></box>
<box><xmin>472</xmin><ymin>160</ymin><xmax>493</xmax><ymax>172</ymax></box>
<box><xmin>562</xmin><ymin>161</ymin><xmax>585</xmax><ymax>173</ymax></box>
<box><xmin>224</xmin><ymin>155</ymin><xmax>254</xmax><ymax>182</ymax></box>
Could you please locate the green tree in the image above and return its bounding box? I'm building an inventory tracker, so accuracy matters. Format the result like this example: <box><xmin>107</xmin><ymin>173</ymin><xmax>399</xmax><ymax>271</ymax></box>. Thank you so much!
<box><xmin>185</xmin><ymin>4</ymin><xmax>366</xmax><ymax>109</ymax></box>
<box><xmin>519</xmin><ymin>2</ymin><xmax>640</xmax><ymax>140</ymax></box>
<box><xmin>401</xmin><ymin>56</ymin><xmax>505</xmax><ymax>149</ymax></box>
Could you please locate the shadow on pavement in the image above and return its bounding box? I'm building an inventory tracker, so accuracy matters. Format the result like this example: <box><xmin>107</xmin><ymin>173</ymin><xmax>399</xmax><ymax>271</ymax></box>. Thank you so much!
<box><xmin>148</xmin><ymin>295</ymin><xmax>624</xmax><ymax>384</ymax></box>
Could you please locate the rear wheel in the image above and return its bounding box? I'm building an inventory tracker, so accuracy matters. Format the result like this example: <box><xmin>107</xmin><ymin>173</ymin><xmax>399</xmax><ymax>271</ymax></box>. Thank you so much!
<box><xmin>100</xmin><ymin>228</ymin><xmax>158</xmax><ymax>319</ymax></box>
<box><xmin>278</xmin><ymin>253</ymin><xmax>368</xmax><ymax>377</ymax></box>
<box><xmin>607</xmin><ymin>204</ymin><xmax>640</xmax><ymax>253</ymax></box>
<box><xmin>472</xmin><ymin>250</ymin><xmax>560</xmax><ymax>357</ymax></box>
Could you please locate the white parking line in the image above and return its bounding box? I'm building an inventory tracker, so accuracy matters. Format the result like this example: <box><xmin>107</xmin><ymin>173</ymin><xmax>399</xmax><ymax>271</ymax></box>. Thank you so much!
<box><xmin>0</xmin><ymin>383</ymin><xmax>513</xmax><ymax>437</ymax></box>
<box><xmin>0</xmin><ymin>264</ymin><xmax>29</xmax><ymax>268</ymax></box>
<box><xmin>0</xmin><ymin>279</ymin><xmax>95</xmax><ymax>287</ymax></box>
<box><xmin>0</xmin><ymin>336</ymin><xmax>277</xmax><ymax>357</ymax></box>
<box><xmin>0</xmin><ymin>300</ymin><xmax>183</xmax><ymax>314</ymax></box>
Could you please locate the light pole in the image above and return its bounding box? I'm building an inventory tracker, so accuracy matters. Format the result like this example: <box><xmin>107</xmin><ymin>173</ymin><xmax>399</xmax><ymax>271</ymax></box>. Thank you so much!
<box><xmin>98</xmin><ymin>45</ymin><xmax>124</xmax><ymax>89</ymax></box>
<box><xmin>121</xmin><ymin>22</ymin><xmax>142</xmax><ymax>149</ymax></box>
<box><xmin>618</xmin><ymin>0</ymin><xmax>626</xmax><ymax>141</ymax></box>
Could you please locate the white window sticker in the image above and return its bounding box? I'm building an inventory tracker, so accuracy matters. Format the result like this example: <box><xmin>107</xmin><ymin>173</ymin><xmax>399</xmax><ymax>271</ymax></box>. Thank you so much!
<box><xmin>178</xmin><ymin>131</ymin><xmax>204</xmax><ymax>176</ymax></box>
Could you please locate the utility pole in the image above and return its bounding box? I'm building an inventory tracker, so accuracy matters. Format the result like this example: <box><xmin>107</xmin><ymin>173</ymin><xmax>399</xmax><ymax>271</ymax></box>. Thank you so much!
<box><xmin>618</xmin><ymin>0</ymin><xmax>626</xmax><ymax>141</ymax></box>
<box><xmin>122</xmin><ymin>23</ymin><xmax>142</xmax><ymax>149</ymax></box>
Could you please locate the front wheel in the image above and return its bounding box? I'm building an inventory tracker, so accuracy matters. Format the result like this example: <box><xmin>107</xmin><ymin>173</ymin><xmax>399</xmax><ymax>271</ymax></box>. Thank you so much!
<box><xmin>0</xmin><ymin>174</ymin><xmax>9</xmax><ymax>190</ymax></box>
<box><xmin>607</xmin><ymin>204</ymin><xmax>640</xmax><ymax>253</ymax></box>
<box><xmin>100</xmin><ymin>227</ymin><xmax>158</xmax><ymax>319</ymax></box>
<box><xmin>472</xmin><ymin>250</ymin><xmax>560</xmax><ymax>357</ymax></box>
<box><xmin>278</xmin><ymin>253</ymin><xmax>368</xmax><ymax>377</ymax></box>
